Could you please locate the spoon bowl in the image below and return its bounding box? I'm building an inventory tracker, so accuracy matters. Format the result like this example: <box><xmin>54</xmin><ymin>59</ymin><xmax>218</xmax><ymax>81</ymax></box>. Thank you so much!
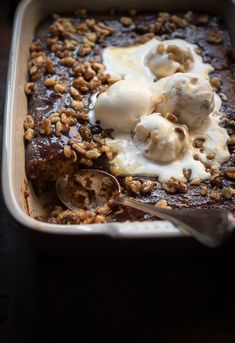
<box><xmin>56</xmin><ymin>169</ymin><xmax>232</xmax><ymax>247</ymax></box>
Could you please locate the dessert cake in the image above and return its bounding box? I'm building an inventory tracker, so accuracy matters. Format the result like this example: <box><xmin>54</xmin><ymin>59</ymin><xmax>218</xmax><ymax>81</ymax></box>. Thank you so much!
<box><xmin>24</xmin><ymin>9</ymin><xmax>235</xmax><ymax>224</ymax></box>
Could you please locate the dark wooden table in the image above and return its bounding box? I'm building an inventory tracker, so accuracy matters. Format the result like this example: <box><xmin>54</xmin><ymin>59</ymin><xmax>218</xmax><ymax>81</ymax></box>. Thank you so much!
<box><xmin>1</xmin><ymin>3</ymin><xmax>235</xmax><ymax>342</ymax></box>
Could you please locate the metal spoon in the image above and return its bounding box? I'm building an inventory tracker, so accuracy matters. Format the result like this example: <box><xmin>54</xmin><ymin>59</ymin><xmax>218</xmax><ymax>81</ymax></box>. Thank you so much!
<box><xmin>56</xmin><ymin>169</ymin><xmax>233</xmax><ymax>247</ymax></box>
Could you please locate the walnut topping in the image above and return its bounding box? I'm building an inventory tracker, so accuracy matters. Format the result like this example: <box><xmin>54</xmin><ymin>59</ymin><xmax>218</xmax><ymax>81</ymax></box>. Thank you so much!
<box><xmin>206</xmin><ymin>153</ymin><xmax>215</xmax><ymax>160</ymax></box>
<box><xmin>38</xmin><ymin>118</ymin><xmax>52</xmax><ymax>136</ymax></box>
<box><xmin>156</xmin><ymin>44</ymin><xmax>165</xmax><ymax>54</ymax></box>
<box><xmin>71</xmin><ymin>100</ymin><xmax>84</xmax><ymax>111</ymax></box>
<box><xmin>24</xmin><ymin>82</ymin><xmax>35</xmax><ymax>95</ymax></box>
<box><xmin>162</xmin><ymin>178</ymin><xmax>188</xmax><ymax>193</ymax></box>
<box><xmin>210</xmin><ymin>189</ymin><xmax>222</xmax><ymax>201</ymax></box>
<box><xmin>159</xmin><ymin>12</ymin><xmax>170</xmax><ymax>21</ymax></box>
<box><xmin>190</xmin><ymin>177</ymin><xmax>201</xmax><ymax>186</ymax></box>
<box><xmin>166</xmin><ymin>44</ymin><xmax>193</xmax><ymax>72</ymax></box>
<box><xmin>24</xmin><ymin>115</ymin><xmax>35</xmax><ymax>130</ymax></box>
<box><xmin>222</xmin><ymin>187</ymin><xmax>235</xmax><ymax>199</ymax></box>
<box><xmin>224</xmin><ymin>167</ymin><xmax>235</xmax><ymax>180</ymax></box>
<box><xmin>170</xmin><ymin>15</ymin><xmax>187</xmax><ymax>28</ymax></box>
<box><xmin>63</xmin><ymin>145</ymin><xmax>72</xmax><ymax>158</ymax></box>
<box><xmin>200</xmin><ymin>185</ymin><xmax>208</xmax><ymax>196</ymax></box>
<box><xmin>73</xmin><ymin>76</ymin><xmax>89</xmax><ymax>93</ymax></box>
<box><xmin>24</xmin><ymin>128</ymin><xmax>34</xmax><ymax>142</ymax></box>
<box><xmin>54</xmin><ymin>82</ymin><xmax>66</xmax><ymax>93</ymax></box>
<box><xmin>69</xmin><ymin>86</ymin><xmax>82</xmax><ymax>100</ymax></box>
<box><xmin>210</xmin><ymin>76</ymin><xmax>221</xmax><ymax>90</ymax></box>
<box><xmin>44</xmin><ymin>77</ymin><xmax>56</xmax><ymax>87</ymax></box>
<box><xmin>135</xmin><ymin>33</ymin><xmax>155</xmax><ymax>44</ymax></box>
<box><xmin>206</xmin><ymin>30</ymin><xmax>223</xmax><ymax>44</ymax></box>
<box><xmin>154</xmin><ymin>199</ymin><xmax>171</xmax><ymax>209</ymax></box>
<box><xmin>59</xmin><ymin>56</ymin><xmax>75</xmax><ymax>66</ymax></box>
<box><xmin>183</xmin><ymin>168</ymin><xmax>192</xmax><ymax>181</ymax></box>
<box><xmin>193</xmin><ymin>136</ymin><xmax>205</xmax><ymax>149</ymax></box>
<box><xmin>120</xmin><ymin>16</ymin><xmax>133</xmax><ymax>26</ymax></box>
<box><xmin>30</xmin><ymin>41</ymin><xmax>42</xmax><ymax>51</ymax></box>
<box><xmin>28</xmin><ymin>54</ymin><xmax>55</xmax><ymax>81</ymax></box>
<box><xmin>48</xmin><ymin>112</ymin><xmax>60</xmax><ymax>123</ymax></box>
<box><xmin>125</xmin><ymin>176</ymin><xmax>142</xmax><ymax>193</ymax></box>
<box><xmin>165</xmin><ymin>112</ymin><xmax>178</xmax><ymax>123</ymax></box>
<box><xmin>55</xmin><ymin>121</ymin><xmax>63</xmax><ymax>136</ymax></box>
<box><xmin>141</xmin><ymin>180</ymin><xmax>155</xmax><ymax>194</ymax></box>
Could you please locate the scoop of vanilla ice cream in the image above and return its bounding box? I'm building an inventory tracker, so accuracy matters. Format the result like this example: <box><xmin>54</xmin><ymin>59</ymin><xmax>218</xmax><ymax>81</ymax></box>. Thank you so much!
<box><xmin>133</xmin><ymin>113</ymin><xmax>190</xmax><ymax>163</ymax></box>
<box><xmin>94</xmin><ymin>80</ymin><xmax>156</xmax><ymax>133</ymax></box>
<box><xmin>155</xmin><ymin>73</ymin><xmax>214</xmax><ymax>130</ymax></box>
<box><xmin>146</xmin><ymin>43</ymin><xmax>193</xmax><ymax>79</ymax></box>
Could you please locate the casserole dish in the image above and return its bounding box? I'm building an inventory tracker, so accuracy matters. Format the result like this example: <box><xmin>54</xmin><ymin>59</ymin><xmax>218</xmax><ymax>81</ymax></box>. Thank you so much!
<box><xmin>2</xmin><ymin>0</ymin><xmax>235</xmax><ymax>255</ymax></box>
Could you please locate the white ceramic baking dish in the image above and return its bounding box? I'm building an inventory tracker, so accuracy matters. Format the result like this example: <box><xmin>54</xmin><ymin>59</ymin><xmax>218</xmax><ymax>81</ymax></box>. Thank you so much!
<box><xmin>2</xmin><ymin>0</ymin><xmax>235</xmax><ymax>249</ymax></box>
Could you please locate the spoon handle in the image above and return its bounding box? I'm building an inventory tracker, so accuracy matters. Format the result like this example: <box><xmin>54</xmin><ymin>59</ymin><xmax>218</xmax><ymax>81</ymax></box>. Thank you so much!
<box><xmin>113</xmin><ymin>196</ymin><xmax>231</xmax><ymax>247</ymax></box>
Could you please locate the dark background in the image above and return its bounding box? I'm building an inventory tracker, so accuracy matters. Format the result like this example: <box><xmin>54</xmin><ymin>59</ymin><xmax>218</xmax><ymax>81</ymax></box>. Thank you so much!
<box><xmin>1</xmin><ymin>2</ymin><xmax>235</xmax><ymax>342</ymax></box>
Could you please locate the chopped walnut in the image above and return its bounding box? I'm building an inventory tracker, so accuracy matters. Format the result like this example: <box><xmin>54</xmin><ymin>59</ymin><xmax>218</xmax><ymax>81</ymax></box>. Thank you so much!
<box><xmin>125</xmin><ymin>176</ymin><xmax>142</xmax><ymax>193</ymax></box>
<box><xmin>162</xmin><ymin>178</ymin><xmax>188</xmax><ymax>193</ymax></box>
<box><xmin>24</xmin><ymin>115</ymin><xmax>35</xmax><ymax>130</ymax></box>
<box><xmin>69</xmin><ymin>86</ymin><xmax>83</xmax><ymax>100</ymax></box>
<box><xmin>207</xmin><ymin>30</ymin><xmax>223</xmax><ymax>43</ymax></box>
<box><xmin>190</xmin><ymin>177</ymin><xmax>201</xmax><ymax>186</ymax></box>
<box><xmin>183</xmin><ymin>168</ymin><xmax>192</xmax><ymax>181</ymax></box>
<box><xmin>200</xmin><ymin>185</ymin><xmax>208</xmax><ymax>196</ymax></box>
<box><xmin>166</xmin><ymin>44</ymin><xmax>193</xmax><ymax>72</ymax></box>
<box><xmin>55</xmin><ymin>121</ymin><xmax>63</xmax><ymax>136</ymax></box>
<box><xmin>196</xmin><ymin>14</ymin><xmax>210</xmax><ymax>25</ymax></box>
<box><xmin>170</xmin><ymin>15</ymin><xmax>187</xmax><ymax>28</ymax></box>
<box><xmin>61</xmin><ymin>56</ymin><xmax>76</xmax><ymax>66</ymax></box>
<box><xmin>38</xmin><ymin>118</ymin><xmax>52</xmax><ymax>135</ymax></box>
<box><xmin>54</xmin><ymin>82</ymin><xmax>66</xmax><ymax>93</ymax></box>
<box><xmin>24</xmin><ymin>82</ymin><xmax>35</xmax><ymax>95</ymax></box>
<box><xmin>210</xmin><ymin>76</ymin><xmax>221</xmax><ymax>90</ymax></box>
<box><xmin>24</xmin><ymin>128</ymin><xmax>34</xmax><ymax>142</ymax></box>
<box><xmin>210</xmin><ymin>189</ymin><xmax>222</xmax><ymax>201</ymax></box>
<box><xmin>48</xmin><ymin>112</ymin><xmax>60</xmax><ymax>124</ymax></box>
<box><xmin>73</xmin><ymin>76</ymin><xmax>89</xmax><ymax>93</ymax></box>
<box><xmin>156</xmin><ymin>44</ymin><xmax>165</xmax><ymax>54</ymax></box>
<box><xmin>30</xmin><ymin>41</ymin><xmax>42</xmax><ymax>51</ymax></box>
<box><xmin>159</xmin><ymin>12</ymin><xmax>170</xmax><ymax>21</ymax></box>
<box><xmin>224</xmin><ymin>167</ymin><xmax>235</xmax><ymax>180</ymax></box>
<box><xmin>135</xmin><ymin>33</ymin><xmax>155</xmax><ymax>44</ymax></box>
<box><xmin>71</xmin><ymin>100</ymin><xmax>84</xmax><ymax>111</ymax></box>
<box><xmin>63</xmin><ymin>145</ymin><xmax>72</xmax><ymax>158</ymax></box>
<box><xmin>141</xmin><ymin>180</ymin><xmax>155</xmax><ymax>194</ymax></box>
<box><xmin>120</xmin><ymin>16</ymin><xmax>133</xmax><ymax>26</ymax></box>
<box><xmin>163</xmin><ymin>112</ymin><xmax>177</xmax><ymax>123</ymax></box>
<box><xmin>206</xmin><ymin>153</ymin><xmax>215</xmax><ymax>160</ymax></box>
<box><xmin>155</xmin><ymin>199</ymin><xmax>171</xmax><ymax>209</ymax></box>
<box><xmin>193</xmin><ymin>136</ymin><xmax>205</xmax><ymax>149</ymax></box>
<box><xmin>222</xmin><ymin>187</ymin><xmax>235</xmax><ymax>199</ymax></box>
<box><xmin>44</xmin><ymin>77</ymin><xmax>56</xmax><ymax>87</ymax></box>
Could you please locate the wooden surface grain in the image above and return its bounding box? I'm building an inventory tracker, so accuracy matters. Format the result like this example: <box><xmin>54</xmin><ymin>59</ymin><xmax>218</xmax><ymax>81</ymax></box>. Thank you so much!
<box><xmin>1</xmin><ymin>3</ymin><xmax>235</xmax><ymax>342</ymax></box>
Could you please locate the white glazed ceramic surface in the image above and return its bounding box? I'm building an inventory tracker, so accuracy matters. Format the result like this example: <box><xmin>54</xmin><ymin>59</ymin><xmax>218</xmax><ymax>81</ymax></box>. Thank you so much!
<box><xmin>2</xmin><ymin>0</ymin><xmax>235</xmax><ymax>237</ymax></box>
